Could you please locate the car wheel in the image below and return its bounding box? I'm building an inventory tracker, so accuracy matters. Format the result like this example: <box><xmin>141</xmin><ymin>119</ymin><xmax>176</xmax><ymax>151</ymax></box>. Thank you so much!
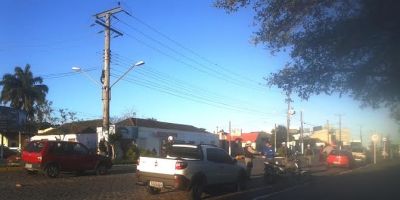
<box><xmin>188</xmin><ymin>180</ymin><xmax>204</xmax><ymax>200</ymax></box>
<box><xmin>45</xmin><ymin>164</ymin><xmax>60</xmax><ymax>178</ymax></box>
<box><xmin>96</xmin><ymin>163</ymin><xmax>108</xmax><ymax>175</ymax></box>
<box><xmin>147</xmin><ymin>186</ymin><xmax>161</xmax><ymax>194</ymax></box>
<box><xmin>236</xmin><ymin>171</ymin><xmax>247</xmax><ymax>191</ymax></box>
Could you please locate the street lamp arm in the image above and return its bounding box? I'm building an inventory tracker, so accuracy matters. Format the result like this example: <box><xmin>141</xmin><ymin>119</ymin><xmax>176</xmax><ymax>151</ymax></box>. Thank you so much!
<box><xmin>110</xmin><ymin>60</ymin><xmax>144</xmax><ymax>88</ymax></box>
<box><xmin>72</xmin><ymin>67</ymin><xmax>102</xmax><ymax>87</ymax></box>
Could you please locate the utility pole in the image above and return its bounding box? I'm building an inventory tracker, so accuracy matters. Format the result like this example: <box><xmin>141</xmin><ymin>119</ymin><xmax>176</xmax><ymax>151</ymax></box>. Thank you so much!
<box><xmin>327</xmin><ymin>120</ymin><xmax>330</xmax><ymax>144</ymax></box>
<box><xmin>95</xmin><ymin>7</ymin><xmax>123</xmax><ymax>142</ymax></box>
<box><xmin>228</xmin><ymin>121</ymin><xmax>232</xmax><ymax>156</ymax></box>
<box><xmin>300</xmin><ymin>111</ymin><xmax>304</xmax><ymax>154</ymax></box>
<box><xmin>285</xmin><ymin>93</ymin><xmax>292</xmax><ymax>148</ymax></box>
<box><xmin>274</xmin><ymin>123</ymin><xmax>277</xmax><ymax>152</ymax></box>
<box><xmin>336</xmin><ymin>114</ymin><xmax>343</xmax><ymax>150</ymax></box>
<box><xmin>360</xmin><ymin>125</ymin><xmax>363</xmax><ymax>146</ymax></box>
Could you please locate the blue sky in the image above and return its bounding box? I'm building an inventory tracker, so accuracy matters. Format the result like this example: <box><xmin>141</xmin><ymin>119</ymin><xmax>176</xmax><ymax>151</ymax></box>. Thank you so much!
<box><xmin>1</xmin><ymin>0</ymin><xmax>398</xmax><ymax>144</ymax></box>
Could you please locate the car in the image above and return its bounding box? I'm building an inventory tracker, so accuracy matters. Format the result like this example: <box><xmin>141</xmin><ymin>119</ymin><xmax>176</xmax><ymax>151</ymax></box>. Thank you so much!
<box><xmin>326</xmin><ymin>149</ymin><xmax>355</xmax><ymax>169</ymax></box>
<box><xmin>0</xmin><ymin>145</ymin><xmax>21</xmax><ymax>165</ymax></box>
<box><xmin>137</xmin><ymin>144</ymin><xmax>247</xmax><ymax>200</ymax></box>
<box><xmin>21</xmin><ymin>140</ymin><xmax>112</xmax><ymax>178</ymax></box>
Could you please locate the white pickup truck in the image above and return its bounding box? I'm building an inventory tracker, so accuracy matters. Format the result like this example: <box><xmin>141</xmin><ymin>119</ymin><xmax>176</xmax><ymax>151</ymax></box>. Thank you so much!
<box><xmin>136</xmin><ymin>144</ymin><xmax>247</xmax><ymax>200</ymax></box>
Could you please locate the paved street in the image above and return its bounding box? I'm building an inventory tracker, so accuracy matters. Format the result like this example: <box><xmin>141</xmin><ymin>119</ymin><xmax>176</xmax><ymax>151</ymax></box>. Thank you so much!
<box><xmin>0</xmin><ymin>159</ymin><xmax>349</xmax><ymax>200</ymax></box>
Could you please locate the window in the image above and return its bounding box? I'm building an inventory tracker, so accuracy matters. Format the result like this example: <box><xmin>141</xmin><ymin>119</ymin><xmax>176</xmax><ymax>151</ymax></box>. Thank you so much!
<box><xmin>169</xmin><ymin>146</ymin><xmax>203</xmax><ymax>160</ymax></box>
<box><xmin>207</xmin><ymin>148</ymin><xmax>232</xmax><ymax>163</ymax></box>
<box><xmin>72</xmin><ymin>143</ymin><xmax>88</xmax><ymax>155</ymax></box>
<box><xmin>25</xmin><ymin>141</ymin><xmax>44</xmax><ymax>153</ymax></box>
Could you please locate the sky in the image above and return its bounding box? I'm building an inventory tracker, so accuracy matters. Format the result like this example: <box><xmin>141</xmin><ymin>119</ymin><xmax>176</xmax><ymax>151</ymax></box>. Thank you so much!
<box><xmin>1</xmin><ymin>0</ymin><xmax>398</xmax><ymax>144</ymax></box>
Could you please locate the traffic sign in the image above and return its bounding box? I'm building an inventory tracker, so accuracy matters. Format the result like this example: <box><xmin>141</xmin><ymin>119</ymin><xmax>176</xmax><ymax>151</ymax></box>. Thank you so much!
<box><xmin>371</xmin><ymin>134</ymin><xmax>379</xmax><ymax>143</ymax></box>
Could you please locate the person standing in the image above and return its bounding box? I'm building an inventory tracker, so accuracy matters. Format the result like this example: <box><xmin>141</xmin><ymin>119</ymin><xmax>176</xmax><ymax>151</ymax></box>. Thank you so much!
<box><xmin>262</xmin><ymin>141</ymin><xmax>275</xmax><ymax>160</ymax></box>
<box><xmin>244</xmin><ymin>141</ymin><xmax>259</xmax><ymax>179</ymax></box>
<box><xmin>305</xmin><ymin>144</ymin><xmax>314</xmax><ymax>167</ymax></box>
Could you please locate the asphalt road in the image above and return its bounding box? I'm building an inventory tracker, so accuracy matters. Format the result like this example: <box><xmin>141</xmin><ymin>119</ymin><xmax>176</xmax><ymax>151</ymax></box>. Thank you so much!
<box><xmin>251</xmin><ymin>160</ymin><xmax>400</xmax><ymax>200</ymax></box>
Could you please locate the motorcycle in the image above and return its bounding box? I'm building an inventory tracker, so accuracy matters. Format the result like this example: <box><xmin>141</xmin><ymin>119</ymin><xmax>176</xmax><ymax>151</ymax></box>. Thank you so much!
<box><xmin>263</xmin><ymin>152</ymin><xmax>309</xmax><ymax>184</ymax></box>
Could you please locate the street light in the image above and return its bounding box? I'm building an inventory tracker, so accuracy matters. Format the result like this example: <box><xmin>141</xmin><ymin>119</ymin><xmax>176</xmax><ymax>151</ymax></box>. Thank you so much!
<box><xmin>72</xmin><ymin>60</ymin><xmax>144</xmax><ymax>147</ymax></box>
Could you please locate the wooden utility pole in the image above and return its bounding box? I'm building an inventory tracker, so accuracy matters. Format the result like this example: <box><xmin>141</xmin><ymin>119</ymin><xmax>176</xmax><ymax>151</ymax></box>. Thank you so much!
<box><xmin>285</xmin><ymin>93</ymin><xmax>292</xmax><ymax>148</ymax></box>
<box><xmin>228</xmin><ymin>121</ymin><xmax>231</xmax><ymax>156</ymax></box>
<box><xmin>300</xmin><ymin>111</ymin><xmax>304</xmax><ymax>154</ymax></box>
<box><xmin>274</xmin><ymin>123</ymin><xmax>277</xmax><ymax>152</ymax></box>
<box><xmin>95</xmin><ymin>7</ymin><xmax>123</xmax><ymax>141</ymax></box>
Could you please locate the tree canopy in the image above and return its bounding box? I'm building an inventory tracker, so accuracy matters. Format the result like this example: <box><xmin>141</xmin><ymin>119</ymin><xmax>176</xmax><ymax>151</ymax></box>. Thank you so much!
<box><xmin>216</xmin><ymin>0</ymin><xmax>400</xmax><ymax>121</ymax></box>
<box><xmin>0</xmin><ymin>64</ymin><xmax>49</xmax><ymax>120</ymax></box>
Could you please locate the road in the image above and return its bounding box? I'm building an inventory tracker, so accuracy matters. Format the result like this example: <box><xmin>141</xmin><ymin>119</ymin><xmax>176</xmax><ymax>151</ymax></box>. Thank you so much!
<box><xmin>236</xmin><ymin>161</ymin><xmax>400</xmax><ymax>200</ymax></box>
<box><xmin>1</xmin><ymin>161</ymin><xmax>396</xmax><ymax>200</ymax></box>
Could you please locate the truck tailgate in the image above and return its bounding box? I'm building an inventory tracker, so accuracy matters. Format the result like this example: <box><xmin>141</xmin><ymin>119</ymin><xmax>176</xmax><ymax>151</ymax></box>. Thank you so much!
<box><xmin>137</xmin><ymin>157</ymin><xmax>177</xmax><ymax>175</ymax></box>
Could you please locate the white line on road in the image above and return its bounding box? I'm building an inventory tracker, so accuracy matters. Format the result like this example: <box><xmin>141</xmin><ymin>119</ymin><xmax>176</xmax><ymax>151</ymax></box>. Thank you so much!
<box><xmin>252</xmin><ymin>182</ymin><xmax>310</xmax><ymax>200</ymax></box>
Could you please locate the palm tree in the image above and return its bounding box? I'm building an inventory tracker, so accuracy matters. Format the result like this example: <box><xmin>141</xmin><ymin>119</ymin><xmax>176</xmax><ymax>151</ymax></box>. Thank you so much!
<box><xmin>0</xmin><ymin>64</ymin><xmax>48</xmax><ymax>120</ymax></box>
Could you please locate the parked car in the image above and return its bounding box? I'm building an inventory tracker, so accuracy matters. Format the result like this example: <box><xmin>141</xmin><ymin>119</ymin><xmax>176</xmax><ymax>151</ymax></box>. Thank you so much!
<box><xmin>326</xmin><ymin>149</ymin><xmax>355</xmax><ymax>169</ymax></box>
<box><xmin>21</xmin><ymin>140</ymin><xmax>112</xmax><ymax>178</ymax></box>
<box><xmin>0</xmin><ymin>145</ymin><xmax>21</xmax><ymax>165</ymax></box>
<box><xmin>136</xmin><ymin>144</ymin><xmax>247</xmax><ymax>200</ymax></box>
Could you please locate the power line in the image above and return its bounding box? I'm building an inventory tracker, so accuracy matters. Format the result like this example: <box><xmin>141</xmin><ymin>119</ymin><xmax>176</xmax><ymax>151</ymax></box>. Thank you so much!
<box><xmin>112</xmin><ymin>21</ymin><xmax>267</xmax><ymax>93</ymax></box>
<box><xmin>126</xmin><ymin>14</ymin><xmax>265</xmax><ymax>87</ymax></box>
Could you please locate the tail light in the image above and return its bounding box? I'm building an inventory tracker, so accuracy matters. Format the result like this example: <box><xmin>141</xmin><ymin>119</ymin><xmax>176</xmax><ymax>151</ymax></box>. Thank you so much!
<box><xmin>175</xmin><ymin>161</ymin><xmax>188</xmax><ymax>170</ymax></box>
<box><xmin>37</xmin><ymin>156</ymin><xmax>42</xmax><ymax>161</ymax></box>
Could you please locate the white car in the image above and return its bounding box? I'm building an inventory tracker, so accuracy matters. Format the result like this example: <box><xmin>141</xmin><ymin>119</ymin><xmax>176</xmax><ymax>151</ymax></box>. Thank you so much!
<box><xmin>136</xmin><ymin>144</ymin><xmax>247</xmax><ymax>200</ymax></box>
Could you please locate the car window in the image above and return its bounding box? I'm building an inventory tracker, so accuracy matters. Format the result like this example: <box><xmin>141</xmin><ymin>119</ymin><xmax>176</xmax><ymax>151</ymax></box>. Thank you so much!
<box><xmin>49</xmin><ymin>142</ymin><xmax>66</xmax><ymax>155</ymax></box>
<box><xmin>72</xmin><ymin>143</ymin><xmax>88</xmax><ymax>155</ymax></box>
<box><xmin>25</xmin><ymin>141</ymin><xmax>44</xmax><ymax>153</ymax></box>
<box><xmin>207</xmin><ymin>148</ymin><xmax>232</xmax><ymax>163</ymax></box>
<box><xmin>169</xmin><ymin>146</ymin><xmax>203</xmax><ymax>160</ymax></box>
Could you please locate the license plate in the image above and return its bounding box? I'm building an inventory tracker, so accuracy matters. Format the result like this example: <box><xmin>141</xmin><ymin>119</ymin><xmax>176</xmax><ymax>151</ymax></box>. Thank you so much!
<box><xmin>25</xmin><ymin>163</ymin><xmax>32</xmax><ymax>168</ymax></box>
<box><xmin>149</xmin><ymin>181</ymin><xmax>163</xmax><ymax>188</ymax></box>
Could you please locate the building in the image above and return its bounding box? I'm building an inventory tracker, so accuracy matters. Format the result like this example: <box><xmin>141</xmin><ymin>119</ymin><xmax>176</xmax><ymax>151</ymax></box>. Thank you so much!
<box><xmin>116</xmin><ymin>118</ymin><xmax>218</xmax><ymax>156</ymax></box>
<box><xmin>32</xmin><ymin>118</ymin><xmax>218</xmax><ymax>157</ymax></box>
<box><xmin>310</xmin><ymin>125</ymin><xmax>352</xmax><ymax>146</ymax></box>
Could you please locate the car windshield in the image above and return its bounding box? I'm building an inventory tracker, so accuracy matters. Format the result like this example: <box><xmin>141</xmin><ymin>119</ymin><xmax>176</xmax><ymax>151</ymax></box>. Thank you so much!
<box><xmin>24</xmin><ymin>141</ymin><xmax>45</xmax><ymax>153</ymax></box>
<box><xmin>168</xmin><ymin>146</ymin><xmax>203</xmax><ymax>160</ymax></box>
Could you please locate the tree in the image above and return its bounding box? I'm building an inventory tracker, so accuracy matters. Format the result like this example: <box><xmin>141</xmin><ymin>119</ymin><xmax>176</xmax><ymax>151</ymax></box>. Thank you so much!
<box><xmin>216</xmin><ymin>0</ymin><xmax>400</xmax><ymax>121</ymax></box>
<box><xmin>0</xmin><ymin>64</ymin><xmax>49</xmax><ymax>120</ymax></box>
<box><xmin>271</xmin><ymin>125</ymin><xmax>288</xmax><ymax>147</ymax></box>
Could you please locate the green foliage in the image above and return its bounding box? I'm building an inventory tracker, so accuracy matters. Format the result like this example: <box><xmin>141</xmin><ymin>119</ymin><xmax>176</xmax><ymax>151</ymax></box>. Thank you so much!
<box><xmin>0</xmin><ymin>64</ymin><xmax>49</xmax><ymax>120</ymax></box>
<box><xmin>216</xmin><ymin>0</ymin><xmax>400</xmax><ymax>122</ymax></box>
<box><xmin>126</xmin><ymin>145</ymin><xmax>157</xmax><ymax>164</ymax></box>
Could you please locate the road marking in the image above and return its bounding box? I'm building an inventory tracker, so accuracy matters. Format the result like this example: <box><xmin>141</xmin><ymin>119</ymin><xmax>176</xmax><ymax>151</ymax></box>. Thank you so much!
<box><xmin>252</xmin><ymin>182</ymin><xmax>310</xmax><ymax>200</ymax></box>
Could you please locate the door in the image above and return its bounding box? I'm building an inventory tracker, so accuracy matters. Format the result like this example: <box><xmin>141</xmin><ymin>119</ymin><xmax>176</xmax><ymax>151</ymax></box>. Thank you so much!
<box><xmin>206</xmin><ymin>148</ymin><xmax>237</xmax><ymax>184</ymax></box>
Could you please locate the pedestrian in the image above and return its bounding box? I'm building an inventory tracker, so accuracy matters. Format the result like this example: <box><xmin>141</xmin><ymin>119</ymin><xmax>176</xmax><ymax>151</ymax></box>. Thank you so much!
<box><xmin>231</xmin><ymin>138</ymin><xmax>244</xmax><ymax>158</ymax></box>
<box><xmin>98</xmin><ymin>138</ymin><xmax>107</xmax><ymax>156</ymax></box>
<box><xmin>305</xmin><ymin>144</ymin><xmax>314</xmax><ymax>167</ymax></box>
<box><xmin>244</xmin><ymin>141</ymin><xmax>259</xmax><ymax>179</ymax></box>
<box><xmin>161</xmin><ymin>136</ymin><xmax>175</xmax><ymax>157</ymax></box>
<box><xmin>319</xmin><ymin>145</ymin><xmax>325</xmax><ymax>162</ymax></box>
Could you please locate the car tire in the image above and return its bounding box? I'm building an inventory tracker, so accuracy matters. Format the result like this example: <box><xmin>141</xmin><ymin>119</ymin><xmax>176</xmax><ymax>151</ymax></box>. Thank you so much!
<box><xmin>45</xmin><ymin>164</ymin><xmax>60</xmax><ymax>178</ymax></box>
<box><xmin>96</xmin><ymin>163</ymin><xmax>108</xmax><ymax>175</ymax></box>
<box><xmin>188</xmin><ymin>180</ymin><xmax>204</xmax><ymax>200</ymax></box>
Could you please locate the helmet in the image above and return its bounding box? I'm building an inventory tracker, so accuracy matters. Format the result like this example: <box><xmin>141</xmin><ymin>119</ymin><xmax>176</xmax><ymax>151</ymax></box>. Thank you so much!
<box><xmin>167</xmin><ymin>136</ymin><xmax>174</xmax><ymax>141</ymax></box>
<box><xmin>246</xmin><ymin>141</ymin><xmax>252</xmax><ymax>145</ymax></box>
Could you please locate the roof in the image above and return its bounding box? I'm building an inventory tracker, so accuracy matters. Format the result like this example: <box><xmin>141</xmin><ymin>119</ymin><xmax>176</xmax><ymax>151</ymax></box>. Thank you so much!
<box><xmin>38</xmin><ymin>118</ymin><xmax>207</xmax><ymax>136</ymax></box>
<box><xmin>229</xmin><ymin>132</ymin><xmax>262</xmax><ymax>142</ymax></box>
<box><xmin>116</xmin><ymin>118</ymin><xmax>207</xmax><ymax>133</ymax></box>
<box><xmin>39</xmin><ymin>119</ymin><xmax>102</xmax><ymax>135</ymax></box>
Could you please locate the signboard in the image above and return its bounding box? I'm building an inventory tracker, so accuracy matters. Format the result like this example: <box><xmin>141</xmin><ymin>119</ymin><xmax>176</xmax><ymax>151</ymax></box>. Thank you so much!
<box><xmin>0</xmin><ymin>106</ymin><xmax>27</xmax><ymax>132</ymax></box>
<box><xmin>371</xmin><ymin>134</ymin><xmax>379</xmax><ymax>143</ymax></box>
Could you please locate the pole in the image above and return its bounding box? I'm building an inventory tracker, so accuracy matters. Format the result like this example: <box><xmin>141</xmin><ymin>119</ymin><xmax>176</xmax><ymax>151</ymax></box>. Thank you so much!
<box><xmin>327</xmin><ymin>120</ymin><xmax>330</xmax><ymax>144</ymax></box>
<box><xmin>339</xmin><ymin>115</ymin><xmax>342</xmax><ymax>150</ymax></box>
<box><xmin>102</xmin><ymin>12</ymin><xmax>111</xmax><ymax>140</ymax></box>
<box><xmin>274</xmin><ymin>123</ymin><xmax>277</xmax><ymax>153</ymax></box>
<box><xmin>228</xmin><ymin>121</ymin><xmax>231</xmax><ymax>156</ymax></box>
<box><xmin>373</xmin><ymin>141</ymin><xmax>376</xmax><ymax>164</ymax></box>
<box><xmin>18</xmin><ymin>131</ymin><xmax>21</xmax><ymax>151</ymax></box>
<box><xmin>286</xmin><ymin>93</ymin><xmax>291</xmax><ymax>148</ymax></box>
<box><xmin>360</xmin><ymin>125</ymin><xmax>363</xmax><ymax>146</ymax></box>
<box><xmin>300</xmin><ymin>111</ymin><xmax>304</xmax><ymax>154</ymax></box>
